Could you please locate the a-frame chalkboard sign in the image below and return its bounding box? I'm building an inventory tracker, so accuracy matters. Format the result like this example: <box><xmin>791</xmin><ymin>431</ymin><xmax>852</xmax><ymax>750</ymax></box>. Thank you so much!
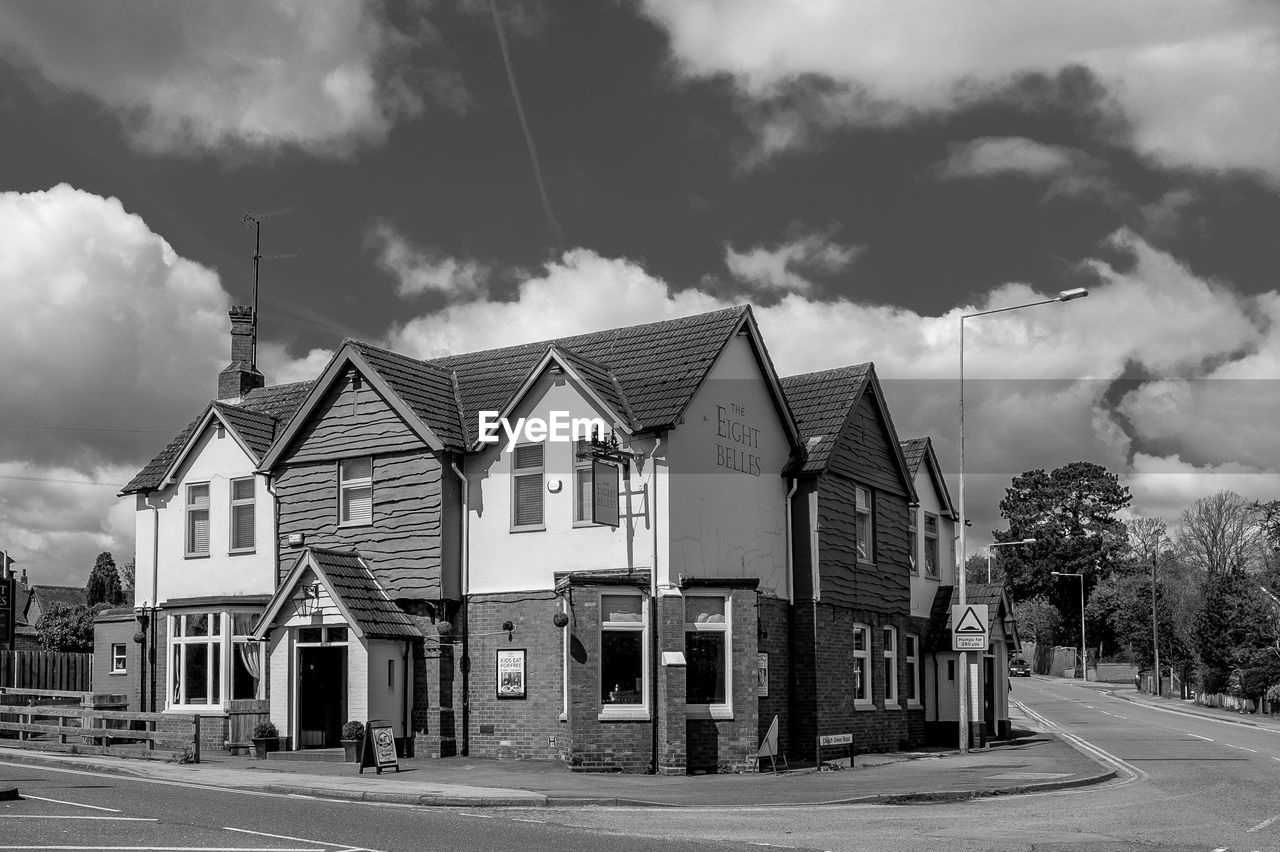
<box><xmin>358</xmin><ymin>718</ymin><xmax>400</xmax><ymax>774</ymax></box>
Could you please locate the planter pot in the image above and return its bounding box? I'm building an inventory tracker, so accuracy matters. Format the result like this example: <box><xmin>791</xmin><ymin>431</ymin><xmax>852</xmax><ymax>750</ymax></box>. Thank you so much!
<box><xmin>252</xmin><ymin>736</ymin><xmax>281</xmax><ymax>759</ymax></box>
<box><xmin>342</xmin><ymin>739</ymin><xmax>361</xmax><ymax>763</ymax></box>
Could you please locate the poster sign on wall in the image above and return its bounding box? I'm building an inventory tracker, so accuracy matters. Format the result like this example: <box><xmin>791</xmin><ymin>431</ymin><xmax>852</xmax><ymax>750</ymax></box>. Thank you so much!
<box><xmin>591</xmin><ymin>460</ymin><xmax>619</xmax><ymax>527</ymax></box>
<box><xmin>497</xmin><ymin>648</ymin><xmax>527</xmax><ymax>699</ymax></box>
<box><xmin>0</xmin><ymin>577</ymin><xmax>14</xmax><ymax>645</ymax></box>
<box><xmin>757</xmin><ymin>652</ymin><xmax>769</xmax><ymax>697</ymax></box>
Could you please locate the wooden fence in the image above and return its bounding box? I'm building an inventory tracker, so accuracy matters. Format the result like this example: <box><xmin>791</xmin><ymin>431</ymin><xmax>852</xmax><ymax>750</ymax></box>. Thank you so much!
<box><xmin>0</xmin><ymin>700</ymin><xmax>197</xmax><ymax>762</ymax></box>
<box><xmin>0</xmin><ymin>651</ymin><xmax>92</xmax><ymax>692</ymax></box>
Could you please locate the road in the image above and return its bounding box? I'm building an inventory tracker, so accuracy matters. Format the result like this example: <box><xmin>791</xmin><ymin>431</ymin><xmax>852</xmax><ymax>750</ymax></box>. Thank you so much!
<box><xmin>5</xmin><ymin>681</ymin><xmax>1280</xmax><ymax>852</ymax></box>
<box><xmin>0</xmin><ymin>760</ymin><xmax>737</xmax><ymax>852</ymax></box>
<box><xmin>504</xmin><ymin>680</ymin><xmax>1280</xmax><ymax>852</ymax></box>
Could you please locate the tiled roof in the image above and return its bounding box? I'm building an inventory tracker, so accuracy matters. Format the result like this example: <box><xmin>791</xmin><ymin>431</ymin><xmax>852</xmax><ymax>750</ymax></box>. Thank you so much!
<box><xmin>779</xmin><ymin>364</ymin><xmax>871</xmax><ymax>473</ymax></box>
<box><xmin>120</xmin><ymin>381</ymin><xmax>313</xmax><ymax>495</ymax></box>
<box><xmin>349</xmin><ymin>342</ymin><xmax>465</xmax><ymax>447</ymax></box>
<box><xmin>304</xmin><ymin>547</ymin><xmax>421</xmax><ymax>640</ymax></box>
<box><xmin>552</xmin><ymin>345</ymin><xmax>638</xmax><ymax>431</ymax></box>
<box><xmin>899</xmin><ymin>437</ymin><xmax>929</xmax><ymax>477</ymax></box>
<box><xmin>21</xmin><ymin>585</ymin><xmax>90</xmax><ymax>623</ymax></box>
<box><xmin>434</xmin><ymin>306</ymin><xmax>749</xmax><ymax>443</ymax></box>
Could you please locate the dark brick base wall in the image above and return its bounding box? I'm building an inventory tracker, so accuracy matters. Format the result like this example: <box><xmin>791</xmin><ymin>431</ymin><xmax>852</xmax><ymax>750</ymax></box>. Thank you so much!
<box><xmin>756</xmin><ymin>597</ymin><xmax>790</xmax><ymax>760</ymax></box>
<box><xmin>93</xmin><ymin>617</ymin><xmax>142</xmax><ymax>708</ymax></box>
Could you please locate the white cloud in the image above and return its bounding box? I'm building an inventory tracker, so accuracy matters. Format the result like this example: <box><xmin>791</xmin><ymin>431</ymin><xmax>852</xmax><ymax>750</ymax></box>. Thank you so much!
<box><xmin>640</xmin><ymin>0</ymin><xmax>1280</xmax><ymax>182</ymax></box>
<box><xmin>0</xmin><ymin>0</ymin><xmax>459</xmax><ymax>157</ymax></box>
<box><xmin>1124</xmin><ymin>453</ymin><xmax>1280</xmax><ymax>523</ymax></box>
<box><xmin>937</xmin><ymin>136</ymin><xmax>1117</xmax><ymax>203</ymax></box>
<box><xmin>366</xmin><ymin>221</ymin><xmax>491</xmax><ymax>299</ymax></box>
<box><xmin>385</xmin><ymin>229</ymin><xmax>1280</xmax><ymax>548</ymax></box>
<box><xmin>724</xmin><ymin>229</ymin><xmax>862</xmax><ymax>295</ymax></box>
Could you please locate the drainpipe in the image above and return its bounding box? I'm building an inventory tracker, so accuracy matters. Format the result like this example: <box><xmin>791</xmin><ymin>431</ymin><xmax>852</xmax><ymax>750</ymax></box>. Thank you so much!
<box><xmin>783</xmin><ymin>478</ymin><xmax>798</xmax><ymax>605</ymax></box>
<box><xmin>148</xmin><ymin>498</ymin><xmax>161</xmax><ymax>712</ymax></box>
<box><xmin>448</xmin><ymin>459</ymin><xmax>469</xmax><ymax>756</ymax></box>
<box><xmin>402</xmin><ymin>640</ymin><xmax>412</xmax><ymax>755</ymax></box>
<box><xmin>808</xmin><ymin>490</ymin><xmax>820</xmax><ymax>768</ymax></box>
<box><xmin>647</xmin><ymin>436</ymin><xmax>662</xmax><ymax>775</ymax></box>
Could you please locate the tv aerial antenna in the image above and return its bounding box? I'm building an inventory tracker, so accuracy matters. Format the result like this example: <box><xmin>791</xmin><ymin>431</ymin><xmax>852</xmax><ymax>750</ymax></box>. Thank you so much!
<box><xmin>241</xmin><ymin>209</ymin><xmax>298</xmax><ymax>367</ymax></box>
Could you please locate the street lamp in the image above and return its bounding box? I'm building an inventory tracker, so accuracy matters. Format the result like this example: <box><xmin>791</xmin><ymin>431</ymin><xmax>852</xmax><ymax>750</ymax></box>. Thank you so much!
<box><xmin>957</xmin><ymin>286</ymin><xmax>1086</xmax><ymax>754</ymax></box>
<box><xmin>1151</xmin><ymin>533</ymin><xmax>1163</xmax><ymax>697</ymax></box>
<box><xmin>1052</xmin><ymin>571</ymin><xmax>1087</xmax><ymax>681</ymax></box>
<box><xmin>986</xmin><ymin>538</ymin><xmax>1037</xmax><ymax>584</ymax></box>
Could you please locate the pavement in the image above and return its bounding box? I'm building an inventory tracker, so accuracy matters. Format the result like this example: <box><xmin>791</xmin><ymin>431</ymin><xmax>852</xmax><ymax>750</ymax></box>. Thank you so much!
<box><xmin>0</xmin><ymin>699</ymin><xmax>1115</xmax><ymax>809</ymax></box>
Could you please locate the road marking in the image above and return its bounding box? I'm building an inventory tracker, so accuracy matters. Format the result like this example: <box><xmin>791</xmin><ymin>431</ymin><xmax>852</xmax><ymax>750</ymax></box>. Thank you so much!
<box><xmin>511</xmin><ymin>817</ymin><xmax>545</xmax><ymax>824</ymax></box>
<box><xmin>1013</xmin><ymin>699</ymin><xmax>1148</xmax><ymax>785</ymax></box>
<box><xmin>0</xmin><ymin>848</ymin><xmax>324</xmax><ymax>851</ymax></box>
<box><xmin>0</xmin><ymin>817</ymin><xmax>158</xmax><ymax>821</ymax></box>
<box><xmin>457</xmin><ymin>812</ymin><xmax>495</xmax><ymax>819</ymax></box>
<box><xmin>1189</xmin><ymin>734</ymin><xmax>1214</xmax><ymax>742</ymax></box>
<box><xmin>1249</xmin><ymin>814</ymin><xmax>1280</xmax><ymax>832</ymax></box>
<box><xmin>222</xmin><ymin>827</ymin><xmax>385</xmax><ymax>852</ymax></box>
<box><xmin>18</xmin><ymin>795</ymin><xmax>121</xmax><ymax>812</ymax></box>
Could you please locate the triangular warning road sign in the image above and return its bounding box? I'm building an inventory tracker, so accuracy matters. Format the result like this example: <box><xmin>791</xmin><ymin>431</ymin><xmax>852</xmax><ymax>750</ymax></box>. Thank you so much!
<box><xmin>954</xmin><ymin>606</ymin><xmax>986</xmax><ymax>634</ymax></box>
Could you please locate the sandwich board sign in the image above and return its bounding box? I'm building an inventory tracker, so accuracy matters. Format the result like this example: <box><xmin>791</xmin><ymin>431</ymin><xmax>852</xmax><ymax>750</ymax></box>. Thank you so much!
<box><xmin>951</xmin><ymin>603</ymin><xmax>989</xmax><ymax>651</ymax></box>
<box><xmin>359</xmin><ymin>719</ymin><xmax>400</xmax><ymax>774</ymax></box>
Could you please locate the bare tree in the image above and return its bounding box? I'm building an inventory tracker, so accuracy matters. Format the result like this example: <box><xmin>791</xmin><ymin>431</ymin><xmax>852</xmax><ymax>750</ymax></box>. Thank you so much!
<box><xmin>1178</xmin><ymin>491</ymin><xmax>1264</xmax><ymax>577</ymax></box>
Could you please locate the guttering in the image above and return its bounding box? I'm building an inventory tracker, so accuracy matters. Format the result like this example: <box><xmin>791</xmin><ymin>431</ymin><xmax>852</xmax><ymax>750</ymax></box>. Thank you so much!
<box><xmin>449</xmin><ymin>461</ymin><xmax>469</xmax><ymax>597</ymax></box>
<box><xmin>148</xmin><ymin>496</ymin><xmax>161</xmax><ymax>712</ymax></box>
<box><xmin>783</xmin><ymin>478</ymin><xmax>798</xmax><ymax>604</ymax></box>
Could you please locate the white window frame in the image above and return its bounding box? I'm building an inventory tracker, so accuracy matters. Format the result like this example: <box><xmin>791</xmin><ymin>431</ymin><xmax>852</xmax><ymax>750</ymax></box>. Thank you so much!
<box><xmin>924</xmin><ymin>512</ymin><xmax>940</xmax><ymax>579</ymax></box>
<box><xmin>908</xmin><ymin>506</ymin><xmax>918</xmax><ymax>571</ymax></box>
<box><xmin>110</xmin><ymin>643</ymin><xmax>127</xmax><ymax>674</ymax></box>
<box><xmin>228</xmin><ymin>476</ymin><xmax>256</xmax><ymax>553</ymax></box>
<box><xmin>229</xmin><ymin>612</ymin><xmax>266</xmax><ymax>702</ymax></box>
<box><xmin>511</xmin><ymin>442</ymin><xmax>545</xmax><ymax>531</ymax></box>
<box><xmin>338</xmin><ymin>458</ymin><xmax>373</xmax><ymax>527</ymax></box>
<box><xmin>168</xmin><ymin>611</ymin><xmax>223</xmax><ymax>711</ymax></box>
<box><xmin>852</xmin><ymin>622</ymin><xmax>872</xmax><ymax>706</ymax></box>
<box><xmin>854</xmin><ymin>486</ymin><xmax>874</xmax><ymax>563</ymax></box>
<box><xmin>599</xmin><ymin>591</ymin><xmax>649</xmax><ymax>721</ymax></box>
<box><xmin>883</xmin><ymin>626</ymin><xmax>899</xmax><ymax>706</ymax></box>
<box><xmin>904</xmin><ymin>633</ymin><xmax>921</xmax><ymax>706</ymax></box>
<box><xmin>573</xmin><ymin>440</ymin><xmax>593</xmax><ymax>526</ymax></box>
<box><xmin>685</xmin><ymin>592</ymin><xmax>733</xmax><ymax>720</ymax></box>
<box><xmin>185</xmin><ymin>482</ymin><xmax>210</xmax><ymax>558</ymax></box>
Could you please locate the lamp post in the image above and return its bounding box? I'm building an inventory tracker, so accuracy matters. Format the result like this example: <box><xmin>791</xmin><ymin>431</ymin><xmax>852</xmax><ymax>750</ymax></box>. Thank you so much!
<box><xmin>1151</xmin><ymin>535</ymin><xmax>1162</xmax><ymax>697</ymax></box>
<box><xmin>957</xmin><ymin>287</ymin><xmax>1086</xmax><ymax>754</ymax></box>
<box><xmin>986</xmin><ymin>538</ymin><xmax>1037</xmax><ymax>584</ymax></box>
<box><xmin>1052</xmin><ymin>571</ymin><xmax>1087</xmax><ymax>681</ymax></box>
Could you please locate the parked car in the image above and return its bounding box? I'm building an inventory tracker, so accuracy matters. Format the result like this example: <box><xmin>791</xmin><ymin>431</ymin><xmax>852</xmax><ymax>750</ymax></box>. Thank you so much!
<box><xmin>1009</xmin><ymin>658</ymin><xmax>1031</xmax><ymax>677</ymax></box>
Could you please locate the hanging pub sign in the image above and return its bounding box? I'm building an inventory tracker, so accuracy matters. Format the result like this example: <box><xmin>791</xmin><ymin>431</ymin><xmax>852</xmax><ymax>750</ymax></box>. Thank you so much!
<box><xmin>497</xmin><ymin>648</ymin><xmax>527</xmax><ymax>699</ymax></box>
<box><xmin>592</xmin><ymin>460</ymin><xmax>620</xmax><ymax>527</ymax></box>
<box><xmin>358</xmin><ymin>719</ymin><xmax>400</xmax><ymax>774</ymax></box>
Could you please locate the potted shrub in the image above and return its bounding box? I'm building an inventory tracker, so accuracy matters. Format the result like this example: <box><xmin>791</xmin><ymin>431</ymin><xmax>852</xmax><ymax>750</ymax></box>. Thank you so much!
<box><xmin>252</xmin><ymin>721</ymin><xmax>280</xmax><ymax>759</ymax></box>
<box><xmin>341</xmin><ymin>721</ymin><xmax>365</xmax><ymax>763</ymax></box>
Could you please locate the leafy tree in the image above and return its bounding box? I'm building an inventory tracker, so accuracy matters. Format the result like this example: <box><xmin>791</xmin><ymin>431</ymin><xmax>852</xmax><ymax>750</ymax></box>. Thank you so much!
<box><xmin>1179</xmin><ymin>491</ymin><xmax>1264</xmax><ymax>577</ymax></box>
<box><xmin>994</xmin><ymin>461</ymin><xmax>1131</xmax><ymax>638</ymax></box>
<box><xmin>117</xmin><ymin>559</ymin><xmax>136</xmax><ymax>602</ymax></box>
<box><xmin>86</xmin><ymin>551</ymin><xmax>124</xmax><ymax>607</ymax></box>
<box><xmin>963</xmin><ymin>554</ymin><xmax>990</xmax><ymax>587</ymax></box>
<box><xmin>35</xmin><ymin>602</ymin><xmax>103</xmax><ymax>652</ymax></box>
<box><xmin>1192</xmin><ymin>571</ymin><xmax>1277</xmax><ymax>694</ymax></box>
<box><xmin>1012</xmin><ymin>595</ymin><xmax>1061</xmax><ymax>645</ymax></box>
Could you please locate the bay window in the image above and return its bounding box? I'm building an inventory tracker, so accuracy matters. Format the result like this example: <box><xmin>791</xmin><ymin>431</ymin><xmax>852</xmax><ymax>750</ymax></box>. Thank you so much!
<box><xmin>169</xmin><ymin>610</ymin><xmax>264</xmax><ymax>710</ymax></box>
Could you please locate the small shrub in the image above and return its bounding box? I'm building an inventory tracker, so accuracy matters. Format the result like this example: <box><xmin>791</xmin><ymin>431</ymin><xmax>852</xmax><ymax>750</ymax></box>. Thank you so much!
<box><xmin>342</xmin><ymin>720</ymin><xmax>365</xmax><ymax>741</ymax></box>
<box><xmin>253</xmin><ymin>721</ymin><xmax>278</xmax><ymax>739</ymax></box>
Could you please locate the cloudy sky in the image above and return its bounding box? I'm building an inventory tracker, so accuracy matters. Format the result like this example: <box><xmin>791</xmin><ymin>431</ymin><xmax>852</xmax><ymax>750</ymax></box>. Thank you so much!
<box><xmin>2</xmin><ymin>0</ymin><xmax>1279</xmax><ymax>587</ymax></box>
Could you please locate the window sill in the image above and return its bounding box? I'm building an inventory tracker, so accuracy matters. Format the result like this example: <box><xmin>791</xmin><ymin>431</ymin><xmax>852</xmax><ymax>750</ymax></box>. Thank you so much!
<box><xmin>906</xmin><ymin>701</ymin><xmax>923</xmax><ymax>709</ymax></box>
<box><xmin>854</xmin><ymin>702</ymin><xmax>876</xmax><ymax>711</ymax></box>
<box><xmin>686</xmin><ymin>704</ymin><xmax>733</xmax><ymax>721</ymax></box>
<box><xmin>883</xmin><ymin>703</ymin><xmax>902</xmax><ymax>710</ymax></box>
<box><xmin>228</xmin><ymin>548</ymin><xmax>256</xmax><ymax>556</ymax></box>
<box><xmin>108</xmin><ymin>670</ymin><xmax>127</xmax><ymax>676</ymax></box>
<box><xmin>184</xmin><ymin>553</ymin><xmax>210</xmax><ymax>560</ymax></box>
<box><xmin>598</xmin><ymin>708</ymin><xmax>649</xmax><ymax>722</ymax></box>
<box><xmin>509</xmin><ymin>525</ymin><xmax>546</xmax><ymax>534</ymax></box>
<box><xmin>337</xmin><ymin>521</ymin><xmax>373</xmax><ymax>529</ymax></box>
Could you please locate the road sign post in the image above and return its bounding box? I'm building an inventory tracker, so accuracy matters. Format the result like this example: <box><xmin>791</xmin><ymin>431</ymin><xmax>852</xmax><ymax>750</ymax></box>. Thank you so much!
<box><xmin>951</xmin><ymin>604</ymin><xmax>989</xmax><ymax>652</ymax></box>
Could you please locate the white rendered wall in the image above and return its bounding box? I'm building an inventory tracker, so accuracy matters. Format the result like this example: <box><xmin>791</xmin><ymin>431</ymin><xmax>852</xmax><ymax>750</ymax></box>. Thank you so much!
<box><xmin>133</xmin><ymin>421</ymin><xmax>276</xmax><ymax>607</ymax></box>
<box><xmin>466</xmin><ymin>370</ymin><xmax>662</xmax><ymax>594</ymax></box>
<box><xmin>663</xmin><ymin>335</ymin><xmax>791</xmax><ymax>596</ymax></box>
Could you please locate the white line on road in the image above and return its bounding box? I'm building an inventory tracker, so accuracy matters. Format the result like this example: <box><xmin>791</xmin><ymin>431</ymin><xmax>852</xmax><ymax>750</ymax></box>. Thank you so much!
<box><xmin>511</xmin><ymin>818</ymin><xmax>545</xmax><ymax>824</ymax></box>
<box><xmin>0</xmin><ymin>847</ymin><xmax>324</xmax><ymax>851</ymax></box>
<box><xmin>1232</xmin><ymin>745</ymin><xmax>1258</xmax><ymax>753</ymax></box>
<box><xmin>0</xmin><ymin>817</ymin><xmax>158</xmax><ymax>821</ymax></box>
<box><xmin>1249</xmin><ymin>814</ymin><xmax>1280</xmax><ymax>832</ymax></box>
<box><xmin>222</xmin><ymin>827</ymin><xmax>386</xmax><ymax>852</ymax></box>
<box><xmin>19</xmin><ymin>795</ymin><xmax>121</xmax><ymax>813</ymax></box>
<box><xmin>1189</xmin><ymin>734</ymin><xmax>1214</xmax><ymax>742</ymax></box>
<box><xmin>456</xmin><ymin>812</ymin><xmax>495</xmax><ymax>819</ymax></box>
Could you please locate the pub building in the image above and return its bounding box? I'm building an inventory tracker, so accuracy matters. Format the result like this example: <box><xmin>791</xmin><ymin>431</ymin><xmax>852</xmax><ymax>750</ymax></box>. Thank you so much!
<box><xmin>102</xmin><ymin>304</ymin><xmax>1012</xmax><ymax>772</ymax></box>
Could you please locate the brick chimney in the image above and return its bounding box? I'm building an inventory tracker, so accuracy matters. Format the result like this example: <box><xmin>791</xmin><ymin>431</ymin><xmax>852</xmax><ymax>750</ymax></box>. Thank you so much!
<box><xmin>217</xmin><ymin>305</ymin><xmax>265</xmax><ymax>402</ymax></box>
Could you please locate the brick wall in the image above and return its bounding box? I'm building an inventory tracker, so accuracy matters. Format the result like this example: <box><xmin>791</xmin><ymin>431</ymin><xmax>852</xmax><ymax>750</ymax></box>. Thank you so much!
<box><xmin>93</xmin><ymin>616</ymin><xmax>142</xmax><ymax>708</ymax></box>
<box><xmin>684</xmin><ymin>587</ymin><xmax>759</xmax><ymax>773</ymax></box>
<box><xmin>466</xmin><ymin>591</ymin><xmax>570</xmax><ymax>763</ymax></box>
<box><xmin>756</xmin><ymin>596</ymin><xmax>790</xmax><ymax>760</ymax></box>
<box><xmin>404</xmin><ymin>599</ymin><xmax>462</xmax><ymax>758</ymax></box>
